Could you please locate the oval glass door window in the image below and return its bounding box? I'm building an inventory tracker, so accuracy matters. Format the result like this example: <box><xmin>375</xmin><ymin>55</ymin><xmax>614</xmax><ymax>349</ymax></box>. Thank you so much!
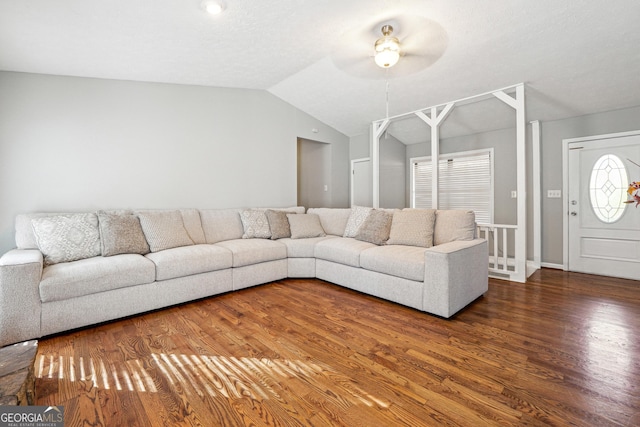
<box><xmin>589</xmin><ymin>154</ymin><xmax>628</xmax><ymax>223</ymax></box>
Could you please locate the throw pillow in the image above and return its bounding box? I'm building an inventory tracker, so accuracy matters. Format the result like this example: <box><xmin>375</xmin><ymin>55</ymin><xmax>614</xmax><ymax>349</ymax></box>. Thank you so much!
<box><xmin>354</xmin><ymin>209</ymin><xmax>393</xmax><ymax>245</ymax></box>
<box><xmin>387</xmin><ymin>209</ymin><xmax>436</xmax><ymax>247</ymax></box>
<box><xmin>240</xmin><ymin>209</ymin><xmax>271</xmax><ymax>239</ymax></box>
<box><xmin>343</xmin><ymin>205</ymin><xmax>372</xmax><ymax>237</ymax></box>
<box><xmin>265</xmin><ymin>210</ymin><xmax>293</xmax><ymax>240</ymax></box>
<box><xmin>286</xmin><ymin>214</ymin><xmax>326</xmax><ymax>239</ymax></box>
<box><xmin>31</xmin><ymin>213</ymin><xmax>101</xmax><ymax>265</ymax></box>
<box><xmin>97</xmin><ymin>211</ymin><xmax>150</xmax><ymax>257</ymax></box>
<box><xmin>434</xmin><ymin>210</ymin><xmax>476</xmax><ymax>245</ymax></box>
<box><xmin>137</xmin><ymin>210</ymin><xmax>194</xmax><ymax>252</ymax></box>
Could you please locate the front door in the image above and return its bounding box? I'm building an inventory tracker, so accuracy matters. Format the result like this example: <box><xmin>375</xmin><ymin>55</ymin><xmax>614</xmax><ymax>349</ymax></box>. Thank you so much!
<box><xmin>568</xmin><ymin>132</ymin><xmax>640</xmax><ymax>280</ymax></box>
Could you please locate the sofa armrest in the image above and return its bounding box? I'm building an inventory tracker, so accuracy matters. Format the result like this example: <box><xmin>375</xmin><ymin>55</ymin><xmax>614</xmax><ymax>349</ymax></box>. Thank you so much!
<box><xmin>0</xmin><ymin>249</ymin><xmax>43</xmax><ymax>346</ymax></box>
<box><xmin>423</xmin><ymin>239</ymin><xmax>488</xmax><ymax>318</ymax></box>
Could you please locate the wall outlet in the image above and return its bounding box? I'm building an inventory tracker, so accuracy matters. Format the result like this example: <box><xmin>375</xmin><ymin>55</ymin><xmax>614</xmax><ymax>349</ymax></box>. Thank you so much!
<box><xmin>548</xmin><ymin>190</ymin><xmax>562</xmax><ymax>198</ymax></box>
<box><xmin>511</xmin><ymin>191</ymin><xmax>517</xmax><ymax>199</ymax></box>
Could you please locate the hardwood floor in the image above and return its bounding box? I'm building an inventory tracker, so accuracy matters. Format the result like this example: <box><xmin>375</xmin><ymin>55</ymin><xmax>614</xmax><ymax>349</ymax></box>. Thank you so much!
<box><xmin>34</xmin><ymin>269</ymin><xmax>639</xmax><ymax>426</ymax></box>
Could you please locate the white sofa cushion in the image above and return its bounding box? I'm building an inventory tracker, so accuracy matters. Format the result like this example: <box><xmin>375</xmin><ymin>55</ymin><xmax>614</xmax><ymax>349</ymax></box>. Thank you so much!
<box><xmin>145</xmin><ymin>244</ymin><xmax>233</xmax><ymax>281</ymax></box>
<box><xmin>360</xmin><ymin>245</ymin><xmax>426</xmax><ymax>282</ymax></box>
<box><xmin>314</xmin><ymin>237</ymin><xmax>376</xmax><ymax>268</ymax></box>
<box><xmin>215</xmin><ymin>239</ymin><xmax>287</xmax><ymax>267</ymax></box>
<box><xmin>434</xmin><ymin>210</ymin><xmax>476</xmax><ymax>245</ymax></box>
<box><xmin>180</xmin><ymin>209</ymin><xmax>207</xmax><ymax>244</ymax></box>
<box><xmin>200</xmin><ymin>209</ymin><xmax>244</xmax><ymax>244</ymax></box>
<box><xmin>307</xmin><ymin>208</ymin><xmax>351</xmax><ymax>236</ymax></box>
<box><xmin>39</xmin><ymin>254</ymin><xmax>156</xmax><ymax>302</ymax></box>
<box><xmin>279</xmin><ymin>236</ymin><xmax>337</xmax><ymax>258</ymax></box>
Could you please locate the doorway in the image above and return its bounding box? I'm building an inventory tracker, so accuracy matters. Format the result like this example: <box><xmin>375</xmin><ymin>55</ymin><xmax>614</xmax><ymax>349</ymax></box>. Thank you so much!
<box><xmin>350</xmin><ymin>158</ymin><xmax>372</xmax><ymax>207</ymax></box>
<box><xmin>297</xmin><ymin>138</ymin><xmax>331</xmax><ymax>208</ymax></box>
<box><xmin>565</xmin><ymin>131</ymin><xmax>640</xmax><ymax>280</ymax></box>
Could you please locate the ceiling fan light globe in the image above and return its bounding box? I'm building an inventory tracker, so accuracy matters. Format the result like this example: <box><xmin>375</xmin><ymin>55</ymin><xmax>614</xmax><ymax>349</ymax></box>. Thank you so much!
<box><xmin>375</xmin><ymin>49</ymin><xmax>400</xmax><ymax>68</ymax></box>
<box><xmin>202</xmin><ymin>1</ymin><xmax>224</xmax><ymax>15</ymax></box>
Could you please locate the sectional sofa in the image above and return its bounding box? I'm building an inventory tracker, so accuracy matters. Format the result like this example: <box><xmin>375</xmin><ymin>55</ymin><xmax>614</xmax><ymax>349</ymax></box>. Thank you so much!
<box><xmin>0</xmin><ymin>206</ymin><xmax>488</xmax><ymax>347</ymax></box>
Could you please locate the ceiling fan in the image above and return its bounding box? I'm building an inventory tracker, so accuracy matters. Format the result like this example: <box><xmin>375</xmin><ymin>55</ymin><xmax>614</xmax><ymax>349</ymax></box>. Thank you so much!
<box><xmin>331</xmin><ymin>15</ymin><xmax>448</xmax><ymax>79</ymax></box>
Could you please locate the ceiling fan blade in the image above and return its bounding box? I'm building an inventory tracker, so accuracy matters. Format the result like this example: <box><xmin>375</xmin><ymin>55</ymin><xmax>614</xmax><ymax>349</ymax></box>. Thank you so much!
<box><xmin>331</xmin><ymin>14</ymin><xmax>448</xmax><ymax>80</ymax></box>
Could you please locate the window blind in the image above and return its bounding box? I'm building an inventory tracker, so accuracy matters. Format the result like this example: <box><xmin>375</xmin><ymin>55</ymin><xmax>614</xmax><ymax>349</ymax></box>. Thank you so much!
<box><xmin>412</xmin><ymin>151</ymin><xmax>493</xmax><ymax>224</ymax></box>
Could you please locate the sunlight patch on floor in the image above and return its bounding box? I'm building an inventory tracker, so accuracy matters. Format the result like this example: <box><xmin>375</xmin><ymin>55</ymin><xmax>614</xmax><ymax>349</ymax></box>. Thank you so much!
<box><xmin>35</xmin><ymin>352</ymin><xmax>390</xmax><ymax>408</ymax></box>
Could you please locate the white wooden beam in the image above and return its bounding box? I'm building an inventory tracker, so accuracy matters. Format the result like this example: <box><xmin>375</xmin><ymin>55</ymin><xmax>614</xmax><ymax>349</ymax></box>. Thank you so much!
<box><xmin>531</xmin><ymin>120</ymin><xmax>541</xmax><ymax>271</ymax></box>
<box><xmin>414</xmin><ymin>103</ymin><xmax>455</xmax><ymax>208</ymax></box>
<box><xmin>371</xmin><ymin>119</ymin><xmax>389</xmax><ymax>208</ymax></box>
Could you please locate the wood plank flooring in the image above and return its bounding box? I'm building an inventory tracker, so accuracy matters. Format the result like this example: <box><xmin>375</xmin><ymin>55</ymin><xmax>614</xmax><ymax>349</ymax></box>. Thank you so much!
<box><xmin>34</xmin><ymin>269</ymin><xmax>640</xmax><ymax>426</ymax></box>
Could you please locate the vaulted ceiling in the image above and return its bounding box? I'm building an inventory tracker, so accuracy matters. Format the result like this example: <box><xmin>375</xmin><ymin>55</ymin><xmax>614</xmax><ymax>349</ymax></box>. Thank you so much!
<box><xmin>2</xmin><ymin>0</ymin><xmax>639</xmax><ymax>144</ymax></box>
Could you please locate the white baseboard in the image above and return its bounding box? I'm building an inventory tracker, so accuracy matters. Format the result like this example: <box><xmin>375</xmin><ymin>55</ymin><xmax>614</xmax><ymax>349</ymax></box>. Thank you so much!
<box><xmin>541</xmin><ymin>262</ymin><xmax>564</xmax><ymax>270</ymax></box>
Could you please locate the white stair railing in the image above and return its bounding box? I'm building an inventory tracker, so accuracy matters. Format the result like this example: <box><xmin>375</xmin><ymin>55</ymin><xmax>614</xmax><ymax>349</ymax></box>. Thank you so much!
<box><xmin>476</xmin><ymin>223</ymin><xmax>519</xmax><ymax>280</ymax></box>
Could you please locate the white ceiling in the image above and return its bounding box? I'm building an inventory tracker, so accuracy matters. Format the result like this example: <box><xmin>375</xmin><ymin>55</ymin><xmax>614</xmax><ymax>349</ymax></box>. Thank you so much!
<box><xmin>2</xmin><ymin>0</ymin><xmax>640</xmax><ymax>144</ymax></box>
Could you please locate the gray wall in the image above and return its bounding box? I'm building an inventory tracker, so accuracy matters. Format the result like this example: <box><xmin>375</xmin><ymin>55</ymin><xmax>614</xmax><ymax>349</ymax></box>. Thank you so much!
<box><xmin>0</xmin><ymin>71</ymin><xmax>349</xmax><ymax>254</ymax></box>
<box><xmin>539</xmin><ymin>105</ymin><xmax>640</xmax><ymax>265</ymax></box>
<box><xmin>379</xmin><ymin>134</ymin><xmax>406</xmax><ymax>209</ymax></box>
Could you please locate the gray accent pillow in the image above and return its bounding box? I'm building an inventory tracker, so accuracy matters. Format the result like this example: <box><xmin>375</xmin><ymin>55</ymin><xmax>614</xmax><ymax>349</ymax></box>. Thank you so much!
<box><xmin>354</xmin><ymin>209</ymin><xmax>393</xmax><ymax>245</ymax></box>
<box><xmin>343</xmin><ymin>205</ymin><xmax>372</xmax><ymax>237</ymax></box>
<box><xmin>286</xmin><ymin>214</ymin><xmax>326</xmax><ymax>239</ymax></box>
<box><xmin>265</xmin><ymin>210</ymin><xmax>293</xmax><ymax>240</ymax></box>
<box><xmin>240</xmin><ymin>209</ymin><xmax>271</xmax><ymax>239</ymax></box>
<box><xmin>138</xmin><ymin>210</ymin><xmax>194</xmax><ymax>252</ymax></box>
<box><xmin>31</xmin><ymin>213</ymin><xmax>101</xmax><ymax>265</ymax></box>
<box><xmin>387</xmin><ymin>209</ymin><xmax>436</xmax><ymax>247</ymax></box>
<box><xmin>97</xmin><ymin>211</ymin><xmax>150</xmax><ymax>257</ymax></box>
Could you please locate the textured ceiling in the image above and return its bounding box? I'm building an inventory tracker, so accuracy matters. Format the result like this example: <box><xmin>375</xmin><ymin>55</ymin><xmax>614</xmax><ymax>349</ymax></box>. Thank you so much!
<box><xmin>1</xmin><ymin>0</ymin><xmax>640</xmax><ymax>144</ymax></box>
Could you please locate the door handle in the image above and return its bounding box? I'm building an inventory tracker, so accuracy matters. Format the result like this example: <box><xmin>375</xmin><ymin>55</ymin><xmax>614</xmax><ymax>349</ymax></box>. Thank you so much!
<box><xmin>571</xmin><ymin>211</ymin><xmax>578</xmax><ymax>216</ymax></box>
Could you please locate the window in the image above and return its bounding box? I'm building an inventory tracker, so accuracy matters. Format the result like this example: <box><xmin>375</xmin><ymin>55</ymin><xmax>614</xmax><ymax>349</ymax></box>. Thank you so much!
<box><xmin>589</xmin><ymin>154</ymin><xmax>628</xmax><ymax>223</ymax></box>
<box><xmin>411</xmin><ymin>149</ymin><xmax>493</xmax><ymax>224</ymax></box>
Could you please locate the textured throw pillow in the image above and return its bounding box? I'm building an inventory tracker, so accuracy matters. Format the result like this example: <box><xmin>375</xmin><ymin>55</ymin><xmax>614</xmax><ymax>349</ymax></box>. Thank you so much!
<box><xmin>240</xmin><ymin>209</ymin><xmax>272</xmax><ymax>239</ymax></box>
<box><xmin>434</xmin><ymin>210</ymin><xmax>476</xmax><ymax>245</ymax></box>
<box><xmin>354</xmin><ymin>209</ymin><xmax>393</xmax><ymax>245</ymax></box>
<box><xmin>265</xmin><ymin>210</ymin><xmax>294</xmax><ymax>240</ymax></box>
<box><xmin>31</xmin><ymin>213</ymin><xmax>101</xmax><ymax>265</ymax></box>
<box><xmin>343</xmin><ymin>206</ymin><xmax>372</xmax><ymax>237</ymax></box>
<box><xmin>286</xmin><ymin>214</ymin><xmax>326</xmax><ymax>239</ymax></box>
<box><xmin>387</xmin><ymin>209</ymin><xmax>436</xmax><ymax>247</ymax></box>
<box><xmin>97</xmin><ymin>211</ymin><xmax>150</xmax><ymax>257</ymax></box>
<box><xmin>137</xmin><ymin>210</ymin><xmax>194</xmax><ymax>252</ymax></box>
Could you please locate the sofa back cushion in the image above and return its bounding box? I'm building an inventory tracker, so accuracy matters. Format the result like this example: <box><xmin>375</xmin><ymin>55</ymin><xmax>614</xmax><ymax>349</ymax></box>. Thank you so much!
<box><xmin>434</xmin><ymin>210</ymin><xmax>476</xmax><ymax>245</ymax></box>
<box><xmin>307</xmin><ymin>208</ymin><xmax>352</xmax><ymax>236</ymax></box>
<box><xmin>199</xmin><ymin>209</ymin><xmax>244</xmax><ymax>244</ymax></box>
<box><xmin>180</xmin><ymin>209</ymin><xmax>206</xmax><ymax>244</ymax></box>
